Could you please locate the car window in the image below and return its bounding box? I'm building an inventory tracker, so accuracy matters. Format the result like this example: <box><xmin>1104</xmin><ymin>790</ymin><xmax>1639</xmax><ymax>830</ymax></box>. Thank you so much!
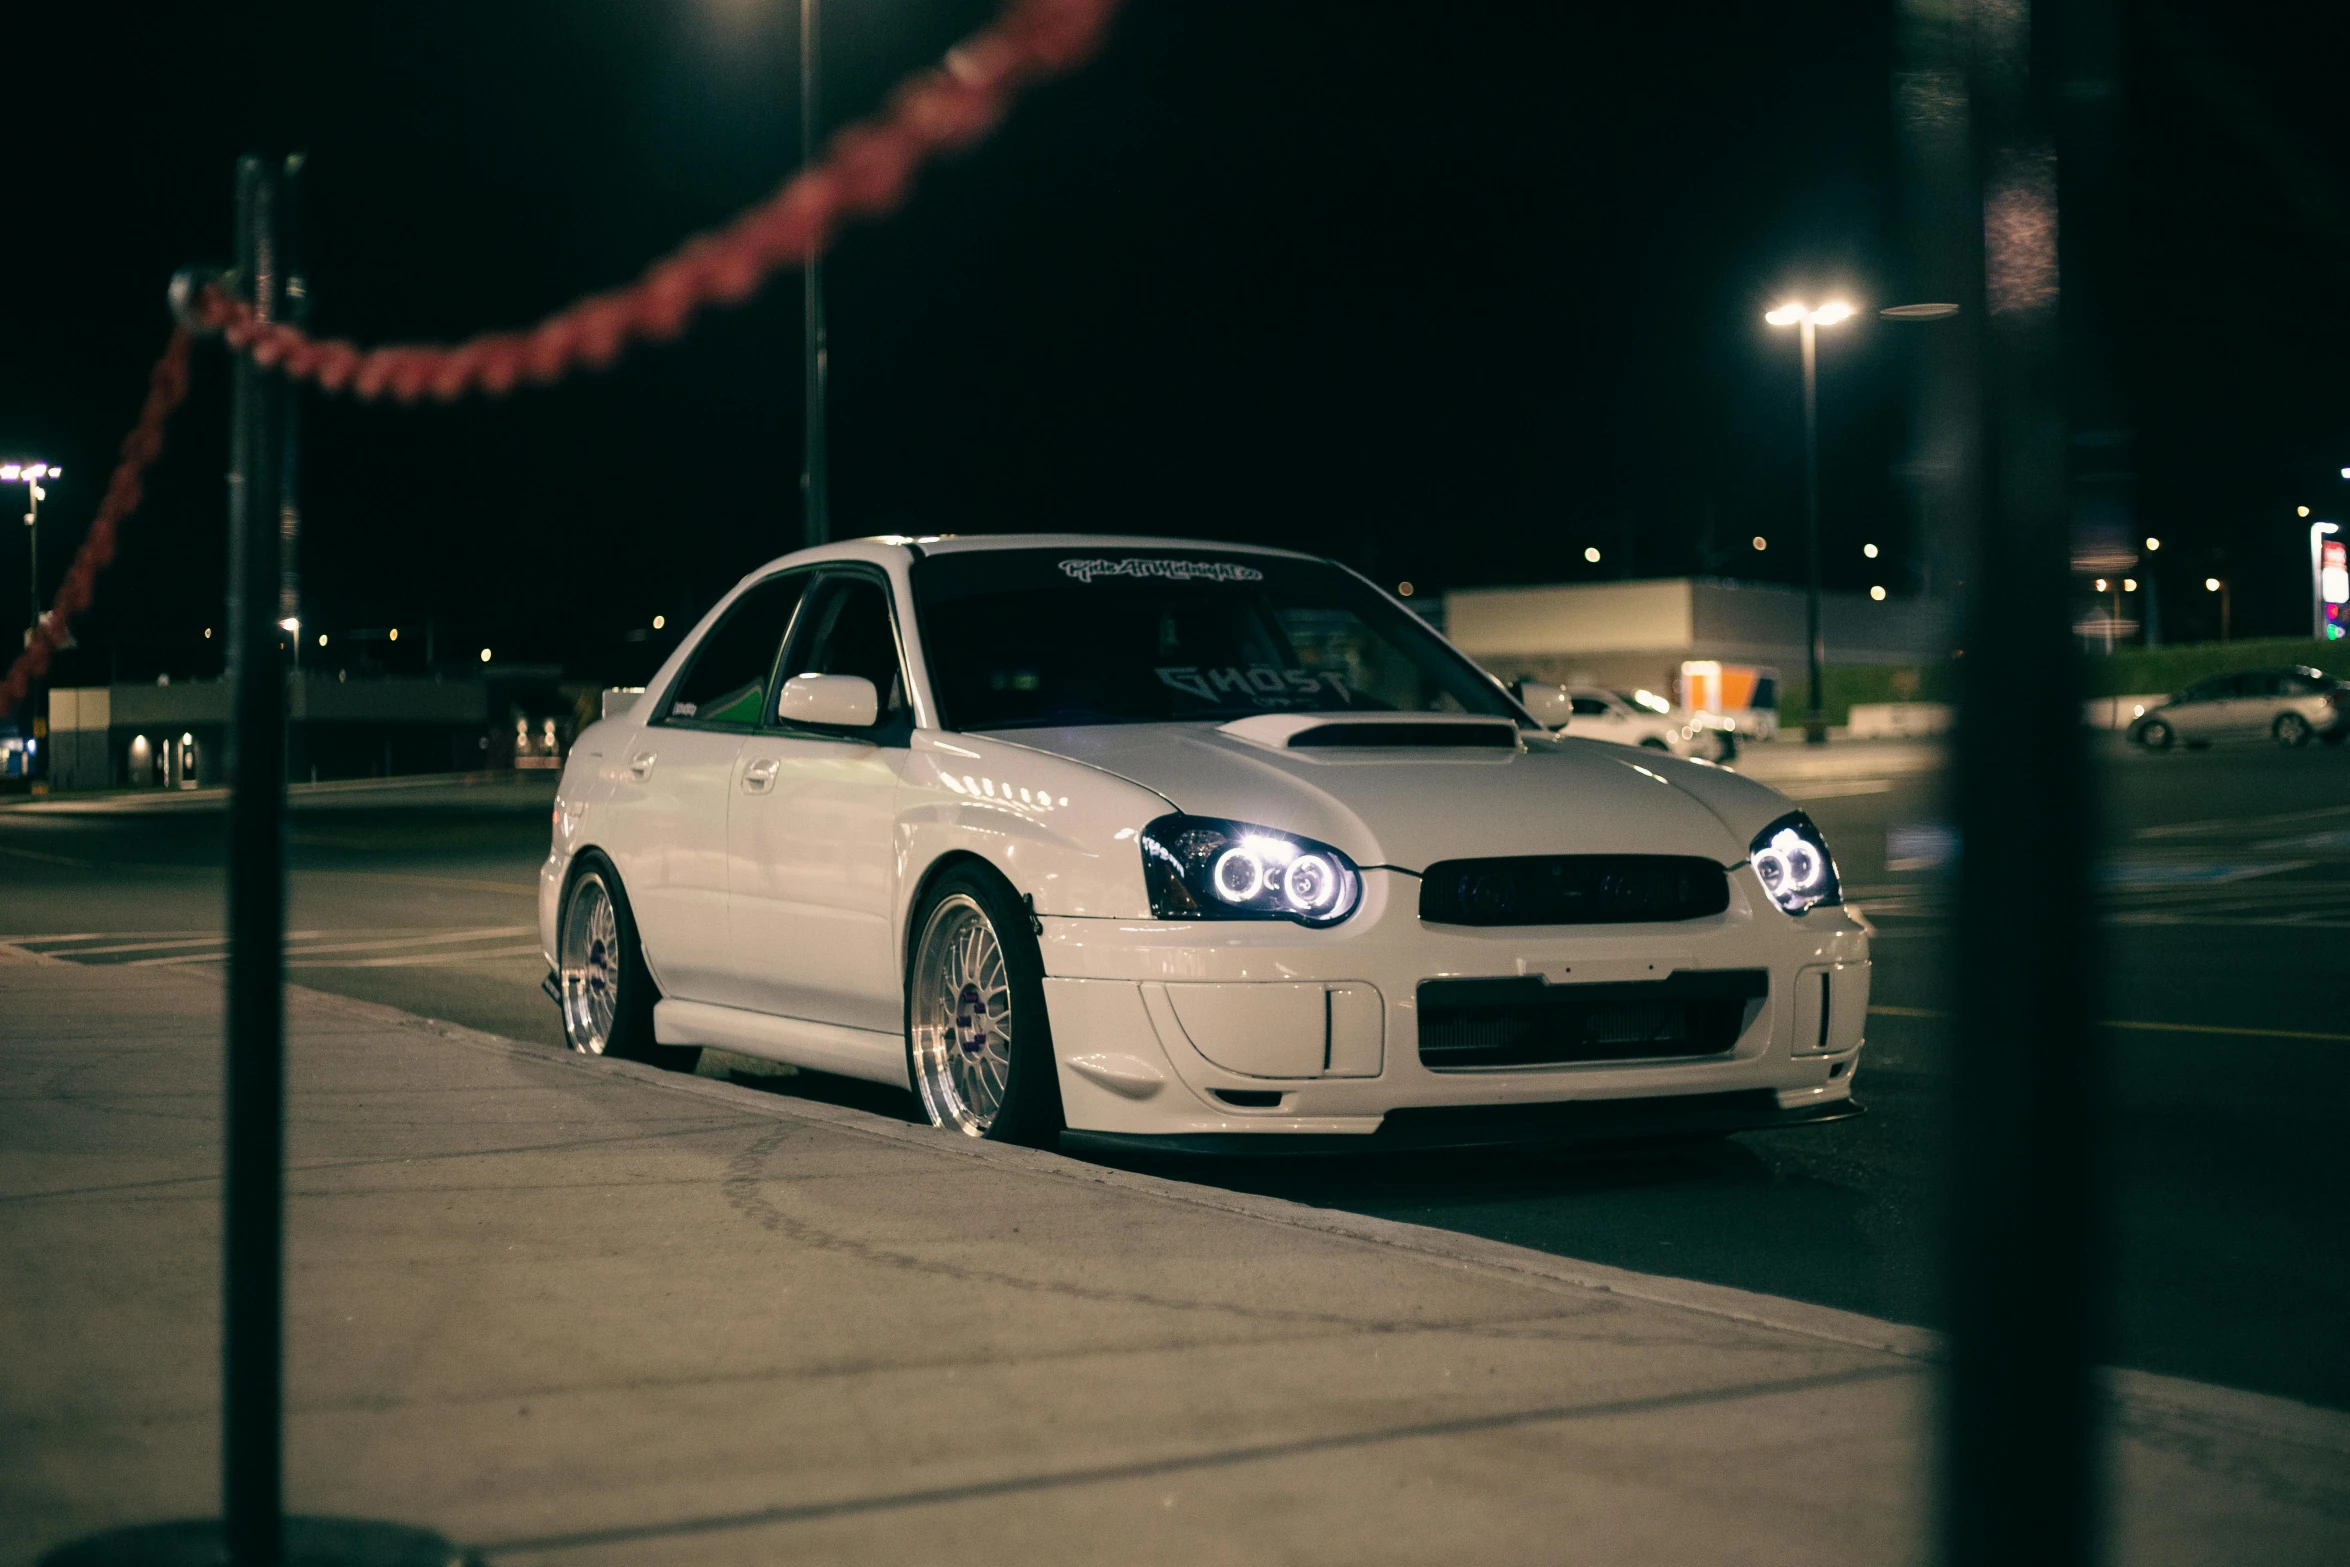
<box><xmin>2281</xmin><ymin>671</ymin><xmax>2323</xmax><ymax>694</ymax></box>
<box><xmin>909</xmin><ymin>548</ymin><xmax>1519</xmax><ymax>730</ymax></box>
<box><xmin>2244</xmin><ymin>672</ymin><xmax>2286</xmax><ymax>698</ymax></box>
<box><xmin>2182</xmin><ymin>675</ymin><xmax>2233</xmax><ymax>702</ymax></box>
<box><xmin>778</xmin><ymin>575</ymin><xmax>907</xmax><ymax>724</ymax></box>
<box><xmin>1569</xmin><ymin>696</ymin><xmax>1614</xmax><ymax>717</ymax></box>
<box><xmin>662</xmin><ymin>574</ymin><xmax>809</xmax><ymax>727</ymax></box>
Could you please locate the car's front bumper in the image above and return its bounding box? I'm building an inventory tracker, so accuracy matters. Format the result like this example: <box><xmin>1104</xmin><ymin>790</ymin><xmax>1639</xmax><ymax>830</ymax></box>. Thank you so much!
<box><xmin>1036</xmin><ymin>866</ymin><xmax>1871</xmax><ymax>1141</ymax></box>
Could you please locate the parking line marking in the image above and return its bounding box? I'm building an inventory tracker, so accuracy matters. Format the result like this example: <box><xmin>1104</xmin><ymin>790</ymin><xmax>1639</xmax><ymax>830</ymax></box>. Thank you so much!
<box><xmin>1866</xmin><ymin>1005</ymin><xmax>2350</xmax><ymax>1043</ymax></box>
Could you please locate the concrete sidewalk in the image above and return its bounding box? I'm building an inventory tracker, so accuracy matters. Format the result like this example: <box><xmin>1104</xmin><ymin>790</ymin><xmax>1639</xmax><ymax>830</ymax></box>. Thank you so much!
<box><xmin>4</xmin><ymin>953</ymin><xmax>2344</xmax><ymax>1565</ymax></box>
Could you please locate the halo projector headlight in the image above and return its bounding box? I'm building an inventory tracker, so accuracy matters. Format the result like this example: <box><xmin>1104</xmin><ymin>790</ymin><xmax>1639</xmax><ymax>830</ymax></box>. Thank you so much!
<box><xmin>1748</xmin><ymin>811</ymin><xmax>1841</xmax><ymax>915</ymax></box>
<box><xmin>1141</xmin><ymin>815</ymin><xmax>1362</xmax><ymax>926</ymax></box>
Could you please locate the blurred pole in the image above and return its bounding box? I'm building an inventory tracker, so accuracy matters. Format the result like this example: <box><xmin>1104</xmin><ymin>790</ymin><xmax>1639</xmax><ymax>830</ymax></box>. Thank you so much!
<box><xmin>224</xmin><ymin>153</ymin><xmax>289</xmax><ymax>1566</ymax></box>
<box><xmin>1935</xmin><ymin>0</ymin><xmax>2105</xmax><ymax>1562</ymax></box>
<box><xmin>800</xmin><ymin>0</ymin><xmax>830</xmax><ymax>548</ymax></box>
<box><xmin>279</xmin><ymin>153</ymin><xmax>309</xmax><ymax>781</ymax></box>
<box><xmin>1802</xmin><ymin>314</ymin><xmax>1826</xmax><ymax>743</ymax></box>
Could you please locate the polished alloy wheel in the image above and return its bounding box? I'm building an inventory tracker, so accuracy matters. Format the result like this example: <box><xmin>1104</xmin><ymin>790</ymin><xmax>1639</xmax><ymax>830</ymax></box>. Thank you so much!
<box><xmin>910</xmin><ymin>892</ymin><xmax>1014</xmax><ymax>1135</ymax></box>
<box><xmin>559</xmin><ymin>873</ymin><xmax>622</xmax><ymax>1054</ymax></box>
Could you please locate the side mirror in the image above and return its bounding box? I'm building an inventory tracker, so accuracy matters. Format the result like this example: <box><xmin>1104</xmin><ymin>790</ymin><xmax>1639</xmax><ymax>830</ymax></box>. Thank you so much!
<box><xmin>1512</xmin><ymin>680</ymin><xmax>1572</xmax><ymax>731</ymax></box>
<box><xmin>778</xmin><ymin>673</ymin><xmax>878</xmax><ymax>729</ymax></box>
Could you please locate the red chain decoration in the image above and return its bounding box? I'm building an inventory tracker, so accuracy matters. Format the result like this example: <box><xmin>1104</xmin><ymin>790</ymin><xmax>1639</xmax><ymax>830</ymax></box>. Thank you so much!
<box><xmin>192</xmin><ymin>0</ymin><xmax>1124</xmax><ymax>401</ymax></box>
<box><xmin>1</xmin><ymin>0</ymin><xmax>1122</xmax><ymax>719</ymax></box>
<box><xmin>0</xmin><ymin>329</ymin><xmax>194</xmax><ymax>716</ymax></box>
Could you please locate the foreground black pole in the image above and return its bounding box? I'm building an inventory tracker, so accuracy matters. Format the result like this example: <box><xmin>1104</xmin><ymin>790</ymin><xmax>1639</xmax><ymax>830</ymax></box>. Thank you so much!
<box><xmin>1940</xmin><ymin>0</ymin><xmax>2103</xmax><ymax>1561</ymax></box>
<box><xmin>224</xmin><ymin>151</ymin><xmax>290</xmax><ymax>1567</ymax></box>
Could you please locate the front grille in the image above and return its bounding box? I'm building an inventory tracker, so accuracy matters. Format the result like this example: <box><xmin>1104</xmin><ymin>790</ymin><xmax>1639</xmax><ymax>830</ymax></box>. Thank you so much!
<box><xmin>1419</xmin><ymin>854</ymin><xmax>1730</xmax><ymax>926</ymax></box>
<box><xmin>1417</xmin><ymin>970</ymin><xmax>1767</xmax><ymax>1070</ymax></box>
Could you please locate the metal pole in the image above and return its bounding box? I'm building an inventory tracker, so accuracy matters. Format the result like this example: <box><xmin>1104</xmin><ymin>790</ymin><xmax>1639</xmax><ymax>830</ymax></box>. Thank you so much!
<box><xmin>1942</xmin><ymin>0</ymin><xmax>2101</xmax><ymax>1558</ymax></box>
<box><xmin>280</xmin><ymin>152</ymin><xmax>309</xmax><ymax>729</ymax></box>
<box><xmin>24</xmin><ymin>483</ymin><xmax>36</xmax><ymax>642</ymax></box>
<box><xmin>800</xmin><ymin>0</ymin><xmax>830</xmax><ymax>549</ymax></box>
<box><xmin>1802</xmin><ymin>315</ymin><xmax>1826</xmax><ymax>743</ymax></box>
<box><xmin>224</xmin><ymin>152</ymin><xmax>288</xmax><ymax>1567</ymax></box>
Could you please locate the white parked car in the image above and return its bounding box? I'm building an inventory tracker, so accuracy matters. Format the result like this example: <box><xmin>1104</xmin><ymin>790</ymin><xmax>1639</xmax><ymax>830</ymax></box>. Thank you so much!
<box><xmin>540</xmin><ymin>536</ymin><xmax>1870</xmax><ymax>1152</ymax></box>
<box><xmin>1547</xmin><ymin>685</ymin><xmax>1736</xmax><ymax>762</ymax></box>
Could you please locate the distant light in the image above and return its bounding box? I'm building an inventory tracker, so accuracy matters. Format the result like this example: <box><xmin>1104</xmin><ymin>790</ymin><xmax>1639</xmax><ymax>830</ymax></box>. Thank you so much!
<box><xmin>1395</xmin><ymin>582</ymin><xmax>1413</xmax><ymax>598</ymax></box>
<box><xmin>2123</xmin><ymin>578</ymin><xmax>2138</xmax><ymax>592</ymax></box>
<box><xmin>279</xmin><ymin>617</ymin><xmax>299</xmax><ymax>633</ymax></box>
<box><xmin>2341</xmin><ymin>468</ymin><xmax>2349</xmax><ymax>480</ymax></box>
<box><xmin>1752</xmin><ymin>536</ymin><xmax>1767</xmax><ymax>551</ymax></box>
<box><xmin>1862</xmin><ymin>542</ymin><xmax>1878</xmax><ymax>559</ymax></box>
<box><xmin>1812</xmin><ymin>301</ymin><xmax>1856</xmax><ymax>325</ymax></box>
<box><xmin>479</xmin><ymin>647</ymin><xmax>493</xmax><ymax>663</ymax></box>
<box><xmin>203</xmin><ymin>627</ymin><xmax>212</xmax><ymax>639</ymax></box>
<box><xmin>2094</xmin><ymin>579</ymin><xmax>2108</xmax><ymax>593</ymax></box>
<box><xmin>2205</xmin><ymin>577</ymin><xmax>2222</xmax><ymax>592</ymax></box>
<box><xmin>2132</xmin><ymin>704</ymin><xmax>2145</xmax><ymax>718</ymax></box>
<box><xmin>1764</xmin><ymin>303</ymin><xmax>1806</xmax><ymax>326</ymax></box>
<box><xmin>317</xmin><ymin>633</ymin><xmax>328</xmax><ymax>647</ymax></box>
<box><xmin>651</xmin><ymin>614</ymin><xmax>666</xmax><ymax>630</ymax></box>
<box><xmin>1880</xmin><ymin>302</ymin><xmax>1960</xmax><ymax>320</ymax></box>
<box><xmin>2144</xmin><ymin>536</ymin><xmax>2161</xmax><ymax>551</ymax></box>
<box><xmin>1583</xmin><ymin>546</ymin><xmax>1601</xmax><ymax>564</ymax></box>
<box><xmin>1869</xmin><ymin>585</ymin><xmax>1887</xmax><ymax>602</ymax></box>
<box><xmin>2299</xmin><ymin>506</ymin><xmax>2312</xmax><ymax>518</ymax></box>
<box><xmin>388</xmin><ymin>628</ymin><xmax>399</xmax><ymax>642</ymax></box>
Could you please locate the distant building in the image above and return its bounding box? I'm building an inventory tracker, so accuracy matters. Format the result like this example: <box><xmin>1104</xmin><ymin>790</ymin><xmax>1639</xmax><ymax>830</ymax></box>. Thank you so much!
<box><xmin>41</xmin><ymin>667</ymin><xmax>583</xmax><ymax>790</ymax></box>
<box><xmin>1443</xmin><ymin>577</ymin><xmax>1954</xmax><ymax>698</ymax></box>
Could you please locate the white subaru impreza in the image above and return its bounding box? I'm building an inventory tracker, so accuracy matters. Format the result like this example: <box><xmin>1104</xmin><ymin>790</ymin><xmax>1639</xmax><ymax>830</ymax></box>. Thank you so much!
<box><xmin>539</xmin><ymin>535</ymin><xmax>1870</xmax><ymax>1152</ymax></box>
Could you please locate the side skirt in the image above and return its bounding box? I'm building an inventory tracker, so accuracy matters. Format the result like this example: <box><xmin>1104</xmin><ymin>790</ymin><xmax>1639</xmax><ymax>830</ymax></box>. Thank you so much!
<box><xmin>654</xmin><ymin>998</ymin><xmax>910</xmax><ymax>1090</ymax></box>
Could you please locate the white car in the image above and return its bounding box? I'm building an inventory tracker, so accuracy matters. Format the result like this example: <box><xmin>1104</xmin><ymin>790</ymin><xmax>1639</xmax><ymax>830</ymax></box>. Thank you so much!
<box><xmin>1552</xmin><ymin>686</ymin><xmax>1736</xmax><ymax>762</ymax></box>
<box><xmin>540</xmin><ymin>536</ymin><xmax>1870</xmax><ymax>1153</ymax></box>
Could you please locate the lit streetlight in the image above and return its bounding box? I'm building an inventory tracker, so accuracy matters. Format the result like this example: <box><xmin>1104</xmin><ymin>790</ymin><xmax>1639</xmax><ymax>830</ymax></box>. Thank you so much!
<box><xmin>1764</xmin><ymin>300</ymin><xmax>1856</xmax><ymax>742</ymax></box>
<box><xmin>5</xmin><ymin>461</ymin><xmax>60</xmax><ymax>646</ymax></box>
<box><xmin>2206</xmin><ymin>576</ymin><xmax>2231</xmax><ymax>642</ymax></box>
<box><xmin>1583</xmin><ymin>546</ymin><xmax>1601</xmax><ymax>564</ymax></box>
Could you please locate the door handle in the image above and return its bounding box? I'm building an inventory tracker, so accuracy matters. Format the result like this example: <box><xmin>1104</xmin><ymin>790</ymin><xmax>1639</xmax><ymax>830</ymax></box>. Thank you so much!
<box><xmin>742</xmin><ymin>756</ymin><xmax>780</xmax><ymax>794</ymax></box>
<box><xmin>627</xmin><ymin>749</ymin><xmax>657</xmax><ymax>779</ymax></box>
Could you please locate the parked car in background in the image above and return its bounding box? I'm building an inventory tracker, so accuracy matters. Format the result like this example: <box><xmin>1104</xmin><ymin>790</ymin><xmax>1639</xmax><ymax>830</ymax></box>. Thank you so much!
<box><xmin>2128</xmin><ymin>667</ymin><xmax>2350</xmax><ymax>750</ymax></box>
<box><xmin>1524</xmin><ymin>685</ymin><xmax>1736</xmax><ymax>762</ymax></box>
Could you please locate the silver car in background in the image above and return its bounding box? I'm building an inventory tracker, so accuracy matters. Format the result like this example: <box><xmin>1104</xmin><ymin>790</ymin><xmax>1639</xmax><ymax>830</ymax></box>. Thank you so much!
<box><xmin>2129</xmin><ymin>666</ymin><xmax>2350</xmax><ymax>750</ymax></box>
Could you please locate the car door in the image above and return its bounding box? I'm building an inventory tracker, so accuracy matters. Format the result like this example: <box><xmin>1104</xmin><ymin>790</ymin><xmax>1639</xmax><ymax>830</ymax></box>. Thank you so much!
<box><xmin>2234</xmin><ymin>671</ymin><xmax>2287</xmax><ymax>737</ymax></box>
<box><xmin>1567</xmin><ymin>692</ymin><xmax>1633</xmax><ymax>743</ymax></box>
<box><xmin>618</xmin><ymin>572</ymin><xmax>809</xmax><ymax>1004</ymax></box>
<box><xmin>2165</xmin><ymin>676</ymin><xmax>2232</xmax><ymax>740</ymax></box>
<box><xmin>726</xmin><ymin>570</ymin><xmax>914</xmax><ymax>1031</ymax></box>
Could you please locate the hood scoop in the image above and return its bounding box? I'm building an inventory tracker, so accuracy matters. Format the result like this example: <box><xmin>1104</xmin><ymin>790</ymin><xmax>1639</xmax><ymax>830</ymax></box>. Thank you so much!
<box><xmin>1218</xmin><ymin>712</ymin><xmax>1523</xmax><ymax>751</ymax></box>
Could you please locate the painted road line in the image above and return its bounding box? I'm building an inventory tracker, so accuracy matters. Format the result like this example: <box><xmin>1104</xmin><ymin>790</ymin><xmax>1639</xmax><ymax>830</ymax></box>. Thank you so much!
<box><xmin>131</xmin><ymin>925</ymin><xmax>536</xmax><ymax>966</ymax></box>
<box><xmin>290</xmin><ymin>943</ymin><xmax>547</xmax><ymax>968</ymax></box>
<box><xmin>1868</xmin><ymin>1004</ymin><xmax>2350</xmax><ymax>1043</ymax></box>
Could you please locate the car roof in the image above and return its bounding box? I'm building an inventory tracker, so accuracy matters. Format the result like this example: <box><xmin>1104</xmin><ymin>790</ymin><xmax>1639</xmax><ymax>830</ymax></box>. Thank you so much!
<box><xmin>889</xmin><ymin>533</ymin><xmax>1325</xmax><ymax>563</ymax></box>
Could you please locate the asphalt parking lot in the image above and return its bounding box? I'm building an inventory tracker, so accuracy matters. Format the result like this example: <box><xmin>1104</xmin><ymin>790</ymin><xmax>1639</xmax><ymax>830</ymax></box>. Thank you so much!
<box><xmin>4</xmin><ymin>734</ymin><xmax>2345</xmax><ymax>1410</ymax></box>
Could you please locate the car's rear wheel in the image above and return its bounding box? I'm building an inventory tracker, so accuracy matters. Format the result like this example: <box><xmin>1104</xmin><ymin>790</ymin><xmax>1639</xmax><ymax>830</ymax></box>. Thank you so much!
<box><xmin>557</xmin><ymin>855</ymin><xmax>701</xmax><ymax>1072</ymax></box>
<box><xmin>905</xmin><ymin>865</ymin><xmax>1064</xmax><ymax>1145</ymax></box>
<box><xmin>2274</xmin><ymin>711</ymin><xmax>2313</xmax><ymax>748</ymax></box>
<box><xmin>2135</xmin><ymin>718</ymin><xmax>2174</xmax><ymax>751</ymax></box>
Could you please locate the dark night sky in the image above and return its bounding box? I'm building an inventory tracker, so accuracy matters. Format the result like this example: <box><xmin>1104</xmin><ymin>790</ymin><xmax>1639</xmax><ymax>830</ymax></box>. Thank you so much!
<box><xmin>8</xmin><ymin>0</ymin><xmax>2348</xmax><ymax>689</ymax></box>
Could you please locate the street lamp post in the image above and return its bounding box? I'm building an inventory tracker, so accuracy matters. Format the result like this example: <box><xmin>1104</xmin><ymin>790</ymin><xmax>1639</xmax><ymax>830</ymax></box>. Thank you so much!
<box><xmin>2205</xmin><ymin>575</ymin><xmax>2230</xmax><ymax>642</ymax></box>
<box><xmin>800</xmin><ymin>0</ymin><xmax>829</xmax><ymax>549</ymax></box>
<box><xmin>1765</xmin><ymin>301</ymin><xmax>1854</xmax><ymax>743</ymax></box>
<box><xmin>4</xmin><ymin>462</ymin><xmax>60</xmax><ymax>647</ymax></box>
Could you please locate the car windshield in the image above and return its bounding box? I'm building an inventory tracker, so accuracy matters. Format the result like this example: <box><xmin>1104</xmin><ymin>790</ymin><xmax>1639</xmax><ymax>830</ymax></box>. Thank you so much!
<box><xmin>910</xmin><ymin>547</ymin><xmax>1523</xmax><ymax>731</ymax></box>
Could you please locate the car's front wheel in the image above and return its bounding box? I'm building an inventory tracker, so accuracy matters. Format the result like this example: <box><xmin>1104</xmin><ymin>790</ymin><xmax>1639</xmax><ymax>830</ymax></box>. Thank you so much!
<box><xmin>2135</xmin><ymin>718</ymin><xmax>2174</xmax><ymax>751</ymax></box>
<box><xmin>556</xmin><ymin>854</ymin><xmax>701</xmax><ymax>1072</ymax></box>
<box><xmin>905</xmin><ymin>864</ymin><xmax>1065</xmax><ymax>1145</ymax></box>
<box><xmin>2274</xmin><ymin>711</ymin><xmax>2313</xmax><ymax>748</ymax></box>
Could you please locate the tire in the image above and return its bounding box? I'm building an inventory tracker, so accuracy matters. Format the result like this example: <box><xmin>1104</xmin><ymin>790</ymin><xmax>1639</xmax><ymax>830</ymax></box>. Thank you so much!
<box><xmin>555</xmin><ymin>853</ymin><xmax>702</xmax><ymax>1072</ymax></box>
<box><xmin>2135</xmin><ymin>718</ymin><xmax>2173</xmax><ymax>751</ymax></box>
<box><xmin>904</xmin><ymin>863</ymin><xmax>1065</xmax><ymax>1146</ymax></box>
<box><xmin>1640</xmin><ymin>736</ymin><xmax>1671</xmax><ymax>752</ymax></box>
<box><xmin>2274</xmin><ymin>712</ymin><xmax>2313</xmax><ymax>748</ymax></box>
